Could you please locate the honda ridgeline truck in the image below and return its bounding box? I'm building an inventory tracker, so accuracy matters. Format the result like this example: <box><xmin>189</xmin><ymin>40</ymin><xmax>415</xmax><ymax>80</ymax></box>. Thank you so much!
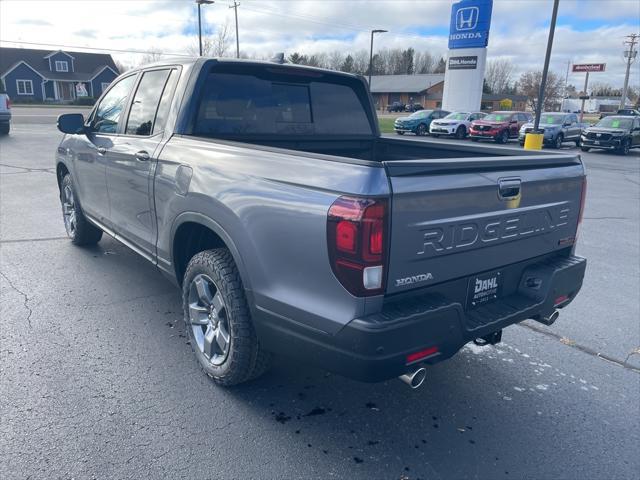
<box><xmin>55</xmin><ymin>58</ymin><xmax>587</xmax><ymax>388</ymax></box>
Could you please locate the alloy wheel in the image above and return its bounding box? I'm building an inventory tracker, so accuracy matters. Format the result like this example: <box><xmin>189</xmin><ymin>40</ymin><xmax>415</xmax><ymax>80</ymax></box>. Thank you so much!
<box><xmin>62</xmin><ymin>185</ymin><xmax>77</xmax><ymax>237</ymax></box>
<box><xmin>188</xmin><ymin>274</ymin><xmax>231</xmax><ymax>366</ymax></box>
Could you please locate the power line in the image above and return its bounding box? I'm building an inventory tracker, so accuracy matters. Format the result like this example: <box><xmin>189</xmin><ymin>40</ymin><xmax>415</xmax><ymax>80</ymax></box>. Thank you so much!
<box><xmin>0</xmin><ymin>39</ymin><xmax>193</xmax><ymax>57</ymax></box>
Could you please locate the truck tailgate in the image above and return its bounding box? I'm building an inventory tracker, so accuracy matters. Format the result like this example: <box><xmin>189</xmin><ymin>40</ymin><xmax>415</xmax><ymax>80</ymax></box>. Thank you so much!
<box><xmin>383</xmin><ymin>155</ymin><xmax>585</xmax><ymax>295</ymax></box>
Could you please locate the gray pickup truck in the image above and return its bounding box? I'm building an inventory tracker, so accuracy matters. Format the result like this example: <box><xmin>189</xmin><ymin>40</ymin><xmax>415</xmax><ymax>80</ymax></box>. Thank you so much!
<box><xmin>56</xmin><ymin>58</ymin><xmax>587</xmax><ymax>388</ymax></box>
<box><xmin>518</xmin><ymin>112</ymin><xmax>586</xmax><ymax>148</ymax></box>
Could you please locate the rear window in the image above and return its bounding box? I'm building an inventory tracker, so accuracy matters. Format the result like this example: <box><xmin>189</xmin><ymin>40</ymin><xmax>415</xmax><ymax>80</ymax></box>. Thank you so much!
<box><xmin>193</xmin><ymin>67</ymin><xmax>372</xmax><ymax>137</ymax></box>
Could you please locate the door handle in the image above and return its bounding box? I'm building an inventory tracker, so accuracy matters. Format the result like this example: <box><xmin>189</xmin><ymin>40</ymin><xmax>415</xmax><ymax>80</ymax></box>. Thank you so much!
<box><xmin>97</xmin><ymin>146</ymin><xmax>107</xmax><ymax>155</ymax></box>
<box><xmin>135</xmin><ymin>150</ymin><xmax>150</xmax><ymax>162</ymax></box>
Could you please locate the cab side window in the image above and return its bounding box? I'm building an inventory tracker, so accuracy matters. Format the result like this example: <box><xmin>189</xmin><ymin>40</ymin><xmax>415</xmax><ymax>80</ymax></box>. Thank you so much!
<box><xmin>125</xmin><ymin>69</ymin><xmax>173</xmax><ymax>136</ymax></box>
<box><xmin>92</xmin><ymin>75</ymin><xmax>137</xmax><ymax>134</ymax></box>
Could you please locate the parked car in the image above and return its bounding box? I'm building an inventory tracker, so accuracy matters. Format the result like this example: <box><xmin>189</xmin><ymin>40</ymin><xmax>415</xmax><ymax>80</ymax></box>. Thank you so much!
<box><xmin>394</xmin><ymin>109</ymin><xmax>449</xmax><ymax>135</ymax></box>
<box><xmin>599</xmin><ymin>109</ymin><xmax>640</xmax><ymax>119</ymax></box>
<box><xmin>580</xmin><ymin>115</ymin><xmax>640</xmax><ymax>155</ymax></box>
<box><xmin>518</xmin><ymin>112</ymin><xmax>587</xmax><ymax>148</ymax></box>
<box><xmin>0</xmin><ymin>91</ymin><xmax>11</xmax><ymax>135</ymax></box>
<box><xmin>405</xmin><ymin>103</ymin><xmax>424</xmax><ymax>112</ymax></box>
<box><xmin>386</xmin><ymin>101</ymin><xmax>405</xmax><ymax>113</ymax></box>
<box><xmin>55</xmin><ymin>58</ymin><xmax>587</xmax><ymax>387</ymax></box>
<box><xmin>430</xmin><ymin>111</ymin><xmax>486</xmax><ymax>139</ymax></box>
<box><xmin>469</xmin><ymin>111</ymin><xmax>532</xmax><ymax>143</ymax></box>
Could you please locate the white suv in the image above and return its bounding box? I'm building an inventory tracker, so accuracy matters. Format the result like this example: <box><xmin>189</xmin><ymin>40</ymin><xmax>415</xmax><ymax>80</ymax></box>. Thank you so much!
<box><xmin>430</xmin><ymin>111</ymin><xmax>486</xmax><ymax>139</ymax></box>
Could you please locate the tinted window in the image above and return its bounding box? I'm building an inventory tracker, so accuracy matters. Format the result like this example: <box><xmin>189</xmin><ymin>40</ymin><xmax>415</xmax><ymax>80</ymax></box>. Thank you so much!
<box><xmin>540</xmin><ymin>114</ymin><xmax>564</xmax><ymax>125</ymax></box>
<box><xmin>153</xmin><ymin>69</ymin><xmax>179</xmax><ymax>135</ymax></box>
<box><xmin>126</xmin><ymin>69</ymin><xmax>171</xmax><ymax>136</ymax></box>
<box><xmin>194</xmin><ymin>70</ymin><xmax>372</xmax><ymax>136</ymax></box>
<box><xmin>596</xmin><ymin>117</ymin><xmax>633</xmax><ymax>129</ymax></box>
<box><xmin>93</xmin><ymin>75</ymin><xmax>136</xmax><ymax>133</ymax></box>
<box><xmin>569</xmin><ymin>114</ymin><xmax>578</xmax><ymax>124</ymax></box>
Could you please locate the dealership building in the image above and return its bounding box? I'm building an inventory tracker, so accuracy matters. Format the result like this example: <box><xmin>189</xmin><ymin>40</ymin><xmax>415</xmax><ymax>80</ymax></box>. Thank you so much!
<box><xmin>370</xmin><ymin>74</ymin><xmax>527</xmax><ymax>112</ymax></box>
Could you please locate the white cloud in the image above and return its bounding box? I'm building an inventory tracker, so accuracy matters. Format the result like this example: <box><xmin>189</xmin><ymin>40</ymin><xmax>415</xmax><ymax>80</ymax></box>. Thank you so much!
<box><xmin>0</xmin><ymin>0</ymin><xmax>637</xmax><ymax>87</ymax></box>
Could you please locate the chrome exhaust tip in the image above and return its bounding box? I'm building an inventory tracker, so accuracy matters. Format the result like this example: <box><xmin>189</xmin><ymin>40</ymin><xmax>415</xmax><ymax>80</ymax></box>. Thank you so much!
<box><xmin>537</xmin><ymin>309</ymin><xmax>560</xmax><ymax>326</ymax></box>
<box><xmin>399</xmin><ymin>367</ymin><xmax>427</xmax><ymax>389</ymax></box>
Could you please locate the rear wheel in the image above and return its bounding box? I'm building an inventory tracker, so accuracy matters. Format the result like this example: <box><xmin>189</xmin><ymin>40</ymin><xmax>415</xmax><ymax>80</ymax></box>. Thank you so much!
<box><xmin>455</xmin><ymin>126</ymin><xmax>466</xmax><ymax>139</ymax></box>
<box><xmin>416</xmin><ymin>124</ymin><xmax>427</xmax><ymax>136</ymax></box>
<box><xmin>396</xmin><ymin>131</ymin><xmax>405</xmax><ymax>135</ymax></box>
<box><xmin>60</xmin><ymin>174</ymin><xmax>102</xmax><ymax>246</ymax></box>
<box><xmin>471</xmin><ymin>137</ymin><xmax>479</xmax><ymax>142</ymax></box>
<box><xmin>580</xmin><ymin>146</ymin><xmax>590</xmax><ymax>152</ymax></box>
<box><xmin>183</xmin><ymin>249</ymin><xmax>272</xmax><ymax>386</ymax></box>
<box><xmin>431</xmin><ymin>133</ymin><xmax>439</xmax><ymax>138</ymax></box>
<box><xmin>0</xmin><ymin>123</ymin><xmax>9</xmax><ymax>135</ymax></box>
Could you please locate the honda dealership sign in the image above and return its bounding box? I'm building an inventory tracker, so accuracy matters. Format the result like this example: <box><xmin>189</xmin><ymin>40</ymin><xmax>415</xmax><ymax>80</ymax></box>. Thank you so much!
<box><xmin>448</xmin><ymin>0</ymin><xmax>493</xmax><ymax>49</ymax></box>
<box><xmin>442</xmin><ymin>0</ymin><xmax>494</xmax><ymax>112</ymax></box>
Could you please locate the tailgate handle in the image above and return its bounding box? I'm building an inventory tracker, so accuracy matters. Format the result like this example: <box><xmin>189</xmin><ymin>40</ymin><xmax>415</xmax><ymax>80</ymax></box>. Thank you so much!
<box><xmin>498</xmin><ymin>178</ymin><xmax>521</xmax><ymax>200</ymax></box>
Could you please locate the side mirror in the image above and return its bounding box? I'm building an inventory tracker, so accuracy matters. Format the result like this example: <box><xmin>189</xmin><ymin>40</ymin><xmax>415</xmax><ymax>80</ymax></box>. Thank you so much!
<box><xmin>564</xmin><ymin>122</ymin><xmax>572</xmax><ymax>127</ymax></box>
<box><xmin>57</xmin><ymin>113</ymin><xmax>86</xmax><ymax>134</ymax></box>
<box><xmin>510</xmin><ymin>119</ymin><xmax>518</xmax><ymax>124</ymax></box>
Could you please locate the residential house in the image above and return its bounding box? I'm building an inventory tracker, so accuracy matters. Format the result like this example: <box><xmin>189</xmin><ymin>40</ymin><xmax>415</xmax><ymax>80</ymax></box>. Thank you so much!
<box><xmin>0</xmin><ymin>47</ymin><xmax>119</xmax><ymax>102</ymax></box>
<box><xmin>369</xmin><ymin>74</ymin><xmax>527</xmax><ymax>112</ymax></box>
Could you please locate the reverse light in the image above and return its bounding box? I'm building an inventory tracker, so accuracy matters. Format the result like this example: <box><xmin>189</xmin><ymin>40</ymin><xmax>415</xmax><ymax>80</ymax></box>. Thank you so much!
<box><xmin>554</xmin><ymin>294</ymin><xmax>569</xmax><ymax>306</ymax></box>
<box><xmin>327</xmin><ymin>196</ymin><xmax>388</xmax><ymax>296</ymax></box>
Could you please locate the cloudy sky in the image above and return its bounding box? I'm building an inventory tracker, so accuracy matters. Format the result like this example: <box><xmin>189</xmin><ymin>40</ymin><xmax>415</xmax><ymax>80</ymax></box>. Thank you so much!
<box><xmin>1</xmin><ymin>0</ymin><xmax>638</xmax><ymax>88</ymax></box>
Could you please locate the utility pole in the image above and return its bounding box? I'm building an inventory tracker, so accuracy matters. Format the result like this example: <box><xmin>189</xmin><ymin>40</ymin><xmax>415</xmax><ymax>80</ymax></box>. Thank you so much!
<box><xmin>620</xmin><ymin>33</ymin><xmax>638</xmax><ymax>109</ymax></box>
<box><xmin>196</xmin><ymin>0</ymin><xmax>215</xmax><ymax>57</ymax></box>
<box><xmin>533</xmin><ymin>0</ymin><xmax>559</xmax><ymax>133</ymax></box>
<box><xmin>229</xmin><ymin>1</ymin><xmax>240</xmax><ymax>58</ymax></box>
<box><xmin>368</xmin><ymin>29</ymin><xmax>387</xmax><ymax>89</ymax></box>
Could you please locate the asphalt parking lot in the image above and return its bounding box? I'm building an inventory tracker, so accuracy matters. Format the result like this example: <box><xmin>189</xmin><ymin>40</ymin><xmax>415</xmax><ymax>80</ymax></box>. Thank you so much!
<box><xmin>1</xmin><ymin>107</ymin><xmax>639</xmax><ymax>479</ymax></box>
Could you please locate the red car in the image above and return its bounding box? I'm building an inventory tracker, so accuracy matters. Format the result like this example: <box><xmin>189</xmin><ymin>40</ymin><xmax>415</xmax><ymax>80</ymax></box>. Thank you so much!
<box><xmin>469</xmin><ymin>111</ymin><xmax>532</xmax><ymax>143</ymax></box>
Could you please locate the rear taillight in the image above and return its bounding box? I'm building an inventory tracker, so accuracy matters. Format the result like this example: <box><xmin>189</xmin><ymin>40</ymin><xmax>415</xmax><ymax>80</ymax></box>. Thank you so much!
<box><xmin>327</xmin><ymin>196</ymin><xmax>388</xmax><ymax>296</ymax></box>
<box><xmin>5</xmin><ymin>97</ymin><xmax>10</xmax><ymax>109</ymax></box>
<box><xmin>578</xmin><ymin>176</ymin><xmax>587</xmax><ymax>226</ymax></box>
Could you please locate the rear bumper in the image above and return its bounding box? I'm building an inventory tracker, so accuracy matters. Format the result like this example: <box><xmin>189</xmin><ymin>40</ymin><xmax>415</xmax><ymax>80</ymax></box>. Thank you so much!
<box><xmin>254</xmin><ymin>254</ymin><xmax>586</xmax><ymax>382</ymax></box>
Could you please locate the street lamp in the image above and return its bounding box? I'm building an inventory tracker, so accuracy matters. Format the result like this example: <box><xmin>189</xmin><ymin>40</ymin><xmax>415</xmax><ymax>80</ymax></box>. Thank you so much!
<box><xmin>368</xmin><ymin>29</ymin><xmax>387</xmax><ymax>87</ymax></box>
<box><xmin>196</xmin><ymin>0</ymin><xmax>215</xmax><ymax>57</ymax></box>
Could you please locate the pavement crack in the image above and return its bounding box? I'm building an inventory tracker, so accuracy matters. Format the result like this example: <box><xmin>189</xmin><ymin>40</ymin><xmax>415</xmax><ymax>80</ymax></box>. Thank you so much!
<box><xmin>0</xmin><ymin>270</ymin><xmax>33</xmax><ymax>328</ymax></box>
<box><xmin>518</xmin><ymin>321</ymin><xmax>640</xmax><ymax>373</ymax></box>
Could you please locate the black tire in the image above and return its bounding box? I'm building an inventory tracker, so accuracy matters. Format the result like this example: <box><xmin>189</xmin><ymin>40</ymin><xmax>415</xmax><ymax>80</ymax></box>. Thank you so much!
<box><xmin>554</xmin><ymin>134</ymin><xmax>564</xmax><ymax>149</ymax></box>
<box><xmin>496</xmin><ymin>130</ymin><xmax>509</xmax><ymax>144</ymax></box>
<box><xmin>455</xmin><ymin>126</ymin><xmax>466</xmax><ymax>139</ymax></box>
<box><xmin>431</xmin><ymin>133</ymin><xmax>439</xmax><ymax>138</ymax></box>
<box><xmin>182</xmin><ymin>249</ymin><xmax>272</xmax><ymax>386</ymax></box>
<box><xmin>0</xmin><ymin>123</ymin><xmax>9</xmax><ymax>135</ymax></box>
<box><xmin>396</xmin><ymin>131</ymin><xmax>405</xmax><ymax>135</ymax></box>
<box><xmin>575</xmin><ymin>139</ymin><xmax>581</xmax><ymax>147</ymax></box>
<box><xmin>60</xmin><ymin>174</ymin><xmax>102</xmax><ymax>246</ymax></box>
<box><xmin>416</xmin><ymin>124</ymin><xmax>427</xmax><ymax>136</ymax></box>
<box><xmin>618</xmin><ymin>139</ymin><xmax>631</xmax><ymax>155</ymax></box>
<box><xmin>580</xmin><ymin>146</ymin><xmax>590</xmax><ymax>152</ymax></box>
<box><xmin>471</xmin><ymin>137</ymin><xmax>479</xmax><ymax>142</ymax></box>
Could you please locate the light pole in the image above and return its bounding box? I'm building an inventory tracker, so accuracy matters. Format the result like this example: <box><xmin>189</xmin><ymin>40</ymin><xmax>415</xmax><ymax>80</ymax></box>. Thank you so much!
<box><xmin>196</xmin><ymin>0</ymin><xmax>215</xmax><ymax>57</ymax></box>
<box><xmin>368</xmin><ymin>29</ymin><xmax>387</xmax><ymax>87</ymax></box>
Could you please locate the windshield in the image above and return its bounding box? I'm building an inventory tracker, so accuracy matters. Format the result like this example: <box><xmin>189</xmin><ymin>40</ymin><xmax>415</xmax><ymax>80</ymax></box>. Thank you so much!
<box><xmin>596</xmin><ymin>117</ymin><xmax>633</xmax><ymax>129</ymax></box>
<box><xmin>409</xmin><ymin>110</ymin><xmax>431</xmax><ymax>119</ymax></box>
<box><xmin>445</xmin><ymin>112</ymin><xmax>469</xmax><ymax>120</ymax></box>
<box><xmin>483</xmin><ymin>113</ymin><xmax>510</xmax><ymax>122</ymax></box>
<box><xmin>540</xmin><ymin>114</ymin><xmax>564</xmax><ymax>125</ymax></box>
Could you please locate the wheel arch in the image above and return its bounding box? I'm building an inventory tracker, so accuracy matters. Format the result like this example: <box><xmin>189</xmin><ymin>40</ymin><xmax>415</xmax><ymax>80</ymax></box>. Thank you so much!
<box><xmin>56</xmin><ymin>160</ymin><xmax>70</xmax><ymax>192</ymax></box>
<box><xmin>170</xmin><ymin>212</ymin><xmax>252</xmax><ymax>293</ymax></box>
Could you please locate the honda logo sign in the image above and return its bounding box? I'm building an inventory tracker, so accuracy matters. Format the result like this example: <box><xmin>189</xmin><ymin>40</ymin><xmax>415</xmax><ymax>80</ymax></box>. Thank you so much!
<box><xmin>448</xmin><ymin>0</ymin><xmax>493</xmax><ymax>49</ymax></box>
<box><xmin>456</xmin><ymin>7</ymin><xmax>479</xmax><ymax>30</ymax></box>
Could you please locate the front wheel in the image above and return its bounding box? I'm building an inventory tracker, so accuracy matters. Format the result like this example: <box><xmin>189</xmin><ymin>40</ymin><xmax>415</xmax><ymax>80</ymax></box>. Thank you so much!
<box><xmin>471</xmin><ymin>137</ymin><xmax>479</xmax><ymax>142</ymax></box>
<box><xmin>396</xmin><ymin>131</ymin><xmax>405</xmax><ymax>135</ymax></box>
<box><xmin>416</xmin><ymin>124</ymin><xmax>427</xmax><ymax>136</ymax></box>
<box><xmin>0</xmin><ymin>123</ymin><xmax>9</xmax><ymax>135</ymax></box>
<box><xmin>496</xmin><ymin>130</ymin><xmax>509</xmax><ymax>144</ymax></box>
<box><xmin>60</xmin><ymin>174</ymin><xmax>102</xmax><ymax>246</ymax></box>
<box><xmin>183</xmin><ymin>249</ymin><xmax>272</xmax><ymax>386</ymax></box>
<box><xmin>580</xmin><ymin>146</ymin><xmax>590</xmax><ymax>152</ymax></box>
<box><xmin>618</xmin><ymin>139</ymin><xmax>631</xmax><ymax>155</ymax></box>
<box><xmin>455</xmin><ymin>126</ymin><xmax>466</xmax><ymax>139</ymax></box>
<box><xmin>554</xmin><ymin>134</ymin><xmax>564</xmax><ymax>149</ymax></box>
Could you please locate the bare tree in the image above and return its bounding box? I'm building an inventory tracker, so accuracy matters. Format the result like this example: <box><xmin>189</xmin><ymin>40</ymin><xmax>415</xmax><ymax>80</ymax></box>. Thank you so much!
<box><xmin>140</xmin><ymin>47</ymin><xmax>163</xmax><ymax>65</ymax></box>
<box><xmin>414</xmin><ymin>51</ymin><xmax>435</xmax><ymax>74</ymax></box>
<box><xmin>517</xmin><ymin>70</ymin><xmax>564</xmax><ymax>111</ymax></box>
<box><xmin>187</xmin><ymin>20</ymin><xmax>231</xmax><ymax>57</ymax></box>
<box><xmin>113</xmin><ymin>59</ymin><xmax>130</xmax><ymax>74</ymax></box>
<box><xmin>352</xmin><ymin>50</ymin><xmax>370</xmax><ymax>75</ymax></box>
<box><xmin>485</xmin><ymin>59</ymin><xmax>515</xmax><ymax>94</ymax></box>
<box><xmin>327</xmin><ymin>51</ymin><xmax>345</xmax><ymax>70</ymax></box>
